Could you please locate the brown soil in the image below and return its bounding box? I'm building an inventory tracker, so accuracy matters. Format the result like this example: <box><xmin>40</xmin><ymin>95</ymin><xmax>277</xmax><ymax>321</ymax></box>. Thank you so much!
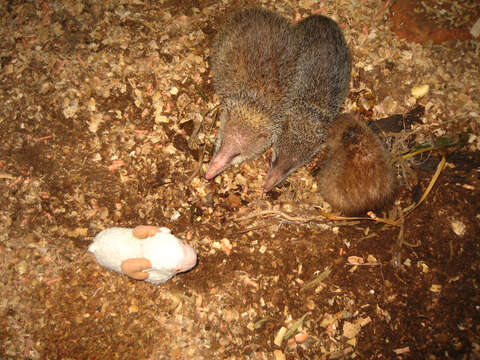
<box><xmin>1</xmin><ymin>1</ymin><xmax>479</xmax><ymax>359</ymax></box>
<box><xmin>391</xmin><ymin>0</ymin><xmax>478</xmax><ymax>43</ymax></box>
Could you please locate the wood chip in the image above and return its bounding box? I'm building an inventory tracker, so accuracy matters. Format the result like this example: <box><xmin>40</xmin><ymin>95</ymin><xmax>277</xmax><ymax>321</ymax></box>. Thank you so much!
<box><xmin>274</xmin><ymin>327</ymin><xmax>287</xmax><ymax>347</ymax></box>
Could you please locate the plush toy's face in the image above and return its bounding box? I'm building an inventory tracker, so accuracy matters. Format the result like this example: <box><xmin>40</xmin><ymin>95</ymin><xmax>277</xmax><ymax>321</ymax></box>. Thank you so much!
<box><xmin>172</xmin><ymin>239</ymin><xmax>197</xmax><ymax>273</ymax></box>
<box><xmin>148</xmin><ymin>234</ymin><xmax>197</xmax><ymax>273</ymax></box>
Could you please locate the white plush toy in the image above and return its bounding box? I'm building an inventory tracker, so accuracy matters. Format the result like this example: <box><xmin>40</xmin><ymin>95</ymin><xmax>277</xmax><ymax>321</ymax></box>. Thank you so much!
<box><xmin>89</xmin><ymin>225</ymin><xmax>197</xmax><ymax>284</ymax></box>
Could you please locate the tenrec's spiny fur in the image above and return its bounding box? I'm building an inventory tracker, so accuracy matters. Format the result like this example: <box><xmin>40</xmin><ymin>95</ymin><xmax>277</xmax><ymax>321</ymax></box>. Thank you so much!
<box><xmin>205</xmin><ymin>8</ymin><xmax>297</xmax><ymax>179</ymax></box>
<box><xmin>264</xmin><ymin>15</ymin><xmax>351</xmax><ymax>191</ymax></box>
<box><xmin>315</xmin><ymin>113</ymin><xmax>396</xmax><ymax>215</ymax></box>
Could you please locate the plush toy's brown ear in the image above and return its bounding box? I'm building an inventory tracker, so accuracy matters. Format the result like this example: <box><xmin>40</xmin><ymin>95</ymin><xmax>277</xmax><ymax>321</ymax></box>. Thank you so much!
<box><xmin>132</xmin><ymin>225</ymin><xmax>160</xmax><ymax>239</ymax></box>
<box><xmin>121</xmin><ymin>258</ymin><xmax>152</xmax><ymax>280</ymax></box>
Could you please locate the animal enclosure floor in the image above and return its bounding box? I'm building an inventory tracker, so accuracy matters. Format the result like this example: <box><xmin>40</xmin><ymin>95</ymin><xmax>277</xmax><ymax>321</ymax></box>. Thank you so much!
<box><xmin>1</xmin><ymin>0</ymin><xmax>479</xmax><ymax>359</ymax></box>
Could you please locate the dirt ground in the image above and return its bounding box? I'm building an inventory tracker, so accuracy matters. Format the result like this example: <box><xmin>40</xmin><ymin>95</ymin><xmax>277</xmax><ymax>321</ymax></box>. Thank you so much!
<box><xmin>1</xmin><ymin>0</ymin><xmax>479</xmax><ymax>359</ymax></box>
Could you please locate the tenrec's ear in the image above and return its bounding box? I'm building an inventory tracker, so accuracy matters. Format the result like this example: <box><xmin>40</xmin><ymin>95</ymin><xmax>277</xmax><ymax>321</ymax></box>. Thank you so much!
<box><xmin>315</xmin><ymin>143</ymin><xmax>324</xmax><ymax>154</ymax></box>
<box><xmin>219</xmin><ymin>108</ymin><xmax>228</xmax><ymax>123</ymax></box>
<box><xmin>258</xmin><ymin>133</ymin><xmax>268</xmax><ymax>140</ymax></box>
<box><xmin>328</xmin><ymin>124</ymin><xmax>336</xmax><ymax>137</ymax></box>
<box><xmin>270</xmin><ymin>147</ymin><xmax>278</xmax><ymax>165</ymax></box>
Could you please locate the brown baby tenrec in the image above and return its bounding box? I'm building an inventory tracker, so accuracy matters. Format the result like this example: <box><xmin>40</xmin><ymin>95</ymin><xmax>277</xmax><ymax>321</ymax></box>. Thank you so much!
<box><xmin>205</xmin><ymin>8</ymin><xmax>297</xmax><ymax>179</ymax></box>
<box><xmin>264</xmin><ymin>15</ymin><xmax>351</xmax><ymax>191</ymax></box>
<box><xmin>315</xmin><ymin>113</ymin><xmax>397</xmax><ymax>215</ymax></box>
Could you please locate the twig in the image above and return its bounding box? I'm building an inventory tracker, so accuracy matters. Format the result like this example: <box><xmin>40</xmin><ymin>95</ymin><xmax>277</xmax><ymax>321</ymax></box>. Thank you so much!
<box><xmin>235</xmin><ymin>208</ymin><xmax>401</xmax><ymax>226</ymax></box>
<box><xmin>391</xmin><ymin>207</ymin><xmax>404</xmax><ymax>268</ymax></box>
<box><xmin>284</xmin><ymin>313</ymin><xmax>308</xmax><ymax>340</ymax></box>
<box><xmin>235</xmin><ymin>209</ymin><xmax>323</xmax><ymax>223</ymax></box>
<box><xmin>402</xmin><ymin>239</ymin><xmax>422</xmax><ymax>248</ymax></box>
<box><xmin>346</xmin><ymin>262</ymin><xmax>382</xmax><ymax>266</ymax></box>
<box><xmin>194</xmin><ymin>83</ymin><xmax>209</xmax><ymax>103</ymax></box>
<box><xmin>226</xmin><ymin>225</ymin><xmax>271</xmax><ymax>236</ymax></box>
<box><xmin>301</xmin><ymin>268</ymin><xmax>332</xmax><ymax>292</ymax></box>
<box><xmin>403</xmin><ymin>155</ymin><xmax>446</xmax><ymax>214</ymax></box>
<box><xmin>400</xmin><ymin>146</ymin><xmax>436</xmax><ymax>160</ymax></box>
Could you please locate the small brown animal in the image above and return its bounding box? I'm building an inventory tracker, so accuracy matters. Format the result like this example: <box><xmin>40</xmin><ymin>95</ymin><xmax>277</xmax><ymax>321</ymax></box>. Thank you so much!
<box><xmin>314</xmin><ymin>113</ymin><xmax>396</xmax><ymax>215</ymax></box>
<box><xmin>264</xmin><ymin>15</ymin><xmax>351</xmax><ymax>192</ymax></box>
<box><xmin>205</xmin><ymin>8</ymin><xmax>297</xmax><ymax>180</ymax></box>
